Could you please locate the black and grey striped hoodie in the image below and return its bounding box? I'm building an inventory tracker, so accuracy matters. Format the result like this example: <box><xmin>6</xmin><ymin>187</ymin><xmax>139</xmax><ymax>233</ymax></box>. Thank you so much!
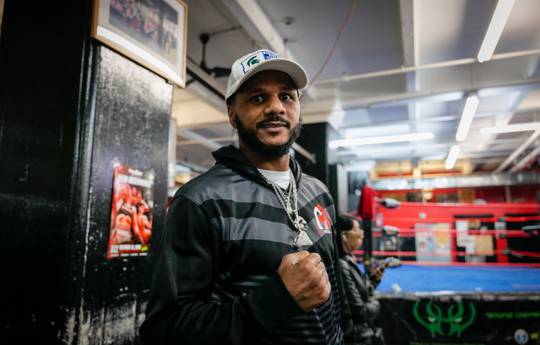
<box><xmin>140</xmin><ymin>145</ymin><xmax>344</xmax><ymax>345</ymax></box>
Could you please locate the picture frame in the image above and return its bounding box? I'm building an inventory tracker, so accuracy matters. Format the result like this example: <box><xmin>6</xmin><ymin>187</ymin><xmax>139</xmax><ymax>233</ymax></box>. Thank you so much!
<box><xmin>92</xmin><ymin>0</ymin><xmax>188</xmax><ymax>87</ymax></box>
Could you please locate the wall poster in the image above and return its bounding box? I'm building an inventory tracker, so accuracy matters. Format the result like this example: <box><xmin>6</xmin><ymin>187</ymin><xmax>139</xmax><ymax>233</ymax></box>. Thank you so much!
<box><xmin>415</xmin><ymin>223</ymin><xmax>452</xmax><ymax>263</ymax></box>
<box><xmin>107</xmin><ymin>163</ymin><xmax>154</xmax><ymax>258</ymax></box>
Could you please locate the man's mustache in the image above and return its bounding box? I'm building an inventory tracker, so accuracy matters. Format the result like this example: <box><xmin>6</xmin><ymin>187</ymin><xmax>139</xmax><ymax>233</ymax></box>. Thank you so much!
<box><xmin>256</xmin><ymin>115</ymin><xmax>291</xmax><ymax>129</ymax></box>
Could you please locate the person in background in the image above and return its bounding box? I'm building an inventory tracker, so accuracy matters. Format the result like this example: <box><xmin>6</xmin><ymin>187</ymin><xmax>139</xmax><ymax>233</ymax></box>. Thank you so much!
<box><xmin>336</xmin><ymin>214</ymin><xmax>386</xmax><ymax>345</ymax></box>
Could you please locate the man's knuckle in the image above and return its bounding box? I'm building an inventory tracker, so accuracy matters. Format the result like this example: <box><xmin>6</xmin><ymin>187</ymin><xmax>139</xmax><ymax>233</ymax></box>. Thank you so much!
<box><xmin>319</xmin><ymin>289</ymin><xmax>328</xmax><ymax>301</ymax></box>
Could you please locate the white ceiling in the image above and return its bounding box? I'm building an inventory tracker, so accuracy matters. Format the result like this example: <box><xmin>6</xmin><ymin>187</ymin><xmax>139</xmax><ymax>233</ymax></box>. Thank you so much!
<box><xmin>175</xmin><ymin>0</ymin><xmax>540</xmax><ymax>175</ymax></box>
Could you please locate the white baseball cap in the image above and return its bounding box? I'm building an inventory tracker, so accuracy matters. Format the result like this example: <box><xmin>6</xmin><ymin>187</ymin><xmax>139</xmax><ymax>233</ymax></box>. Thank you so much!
<box><xmin>225</xmin><ymin>49</ymin><xmax>309</xmax><ymax>100</ymax></box>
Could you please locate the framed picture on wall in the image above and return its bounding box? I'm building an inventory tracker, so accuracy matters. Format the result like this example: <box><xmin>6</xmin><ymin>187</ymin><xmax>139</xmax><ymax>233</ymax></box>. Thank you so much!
<box><xmin>92</xmin><ymin>0</ymin><xmax>187</xmax><ymax>87</ymax></box>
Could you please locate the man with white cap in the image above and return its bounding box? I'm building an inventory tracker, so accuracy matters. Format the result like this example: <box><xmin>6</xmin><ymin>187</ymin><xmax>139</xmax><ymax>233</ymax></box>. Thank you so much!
<box><xmin>140</xmin><ymin>49</ymin><xmax>344</xmax><ymax>345</ymax></box>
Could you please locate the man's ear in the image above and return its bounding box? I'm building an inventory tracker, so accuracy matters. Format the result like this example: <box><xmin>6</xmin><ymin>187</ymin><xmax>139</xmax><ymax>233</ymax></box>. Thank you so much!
<box><xmin>227</xmin><ymin>105</ymin><xmax>237</xmax><ymax>129</ymax></box>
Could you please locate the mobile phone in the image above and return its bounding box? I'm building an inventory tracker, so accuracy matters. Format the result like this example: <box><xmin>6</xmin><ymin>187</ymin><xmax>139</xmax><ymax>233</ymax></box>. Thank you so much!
<box><xmin>371</xmin><ymin>259</ymin><xmax>386</xmax><ymax>270</ymax></box>
<box><xmin>383</xmin><ymin>258</ymin><xmax>392</xmax><ymax>268</ymax></box>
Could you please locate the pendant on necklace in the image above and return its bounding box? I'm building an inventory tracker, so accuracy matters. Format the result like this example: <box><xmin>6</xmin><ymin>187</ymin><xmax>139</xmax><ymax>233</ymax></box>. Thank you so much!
<box><xmin>293</xmin><ymin>215</ymin><xmax>307</xmax><ymax>231</ymax></box>
<box><xmin>286</xmin><ymin>203</ymin><xmax>293</xmax><ymax>214</ymax></box>
<box><xmin>294</xmin><ymin>230</ymin><xmax>313</xmax><ymax>249</ymax></box>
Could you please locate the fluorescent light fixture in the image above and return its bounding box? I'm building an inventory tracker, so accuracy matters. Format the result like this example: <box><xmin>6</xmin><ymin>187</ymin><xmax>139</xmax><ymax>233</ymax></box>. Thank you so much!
<box><xmin>480</xmin><ymin>122</ymin><xmax>540</xmax><ymax>134</ymax></box>
<box><xmin>445</xmin><ymin>145</ymin><xmax>461</xmax><ymax>170</ymax></box>
<box><xmin>329</xmin><ymin>132</ymin><xmax>434</xmax><ymax>148</ymax></box>
<box><xmin>456</xmin><ymin>95</ymin><xmax>479</xmax><ymax>142</ymax></box>
<box><xmin>477</xmin><ymin>0</ymin><xmax>515</xmax><ymax>63</ymax></box>
<box><xmin>343</xmin><ymin>124</ymin><xmax>411</xmax><ymax>139</ymax></box>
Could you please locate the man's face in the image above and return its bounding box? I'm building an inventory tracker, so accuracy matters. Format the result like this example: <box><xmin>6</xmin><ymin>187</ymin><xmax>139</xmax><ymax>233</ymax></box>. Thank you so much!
<box><xmin>227</xmin><ymin>70</ymin><xmax>302</xmax><ymax>158</ymax></box>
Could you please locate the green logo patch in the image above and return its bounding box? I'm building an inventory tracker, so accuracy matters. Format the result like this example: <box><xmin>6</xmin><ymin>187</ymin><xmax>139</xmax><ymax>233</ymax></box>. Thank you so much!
<box><xmin>246</xmin><ymin>55</ymin><xmax>260</xmax><ymax>67</ymax></box>
<box><xmin>413</xmin><ymin>300</ymin><xmax>476</xmax><ymax>337</ymax></box>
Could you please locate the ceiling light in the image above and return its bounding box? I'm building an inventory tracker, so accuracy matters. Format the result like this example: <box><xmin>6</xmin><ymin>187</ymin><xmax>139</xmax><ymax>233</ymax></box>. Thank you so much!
<box><xmin>329</xmin><ymin>132</ymin><xmax>434</xmax><ymax>148</ymax></box>
<box><xmin>445</xmin><ymin>145</ymin><xmax>461</xmax><ymax>170</ymax></box>
<box><xmin>456</xmin><ymin>95</ymin><xmax>479</xmax><ymax>142</ymax></box>
<box><xmin>480</xmin><ymin>122</ymin><xmax>540</xmax><ymax>134</ymax></box>
<box><xmin>477</xmin><ymin>0</ymin><xmax>515</xmax><ymax>63</ymax></box>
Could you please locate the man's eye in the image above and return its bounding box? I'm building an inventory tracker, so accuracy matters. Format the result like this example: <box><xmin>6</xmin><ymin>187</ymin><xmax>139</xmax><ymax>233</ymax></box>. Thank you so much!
<box><xmin>281</xmin><ymin>93</ymin><xmax>292</xmax><ymax>101</ymax></box>
<box><xmin>251</xmin><ymin>95</ymin><xmax>264</xmax><ymax>103</ymax></box>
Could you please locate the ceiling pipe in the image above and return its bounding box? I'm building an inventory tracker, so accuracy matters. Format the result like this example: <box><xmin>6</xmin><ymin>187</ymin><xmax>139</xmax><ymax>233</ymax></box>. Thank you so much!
<box><xmin>509</xmin><ymin>143</ymin><xmax>540</xmax><ymax>172</ymax></box>
<box><xmin>314</xmin><ymin>48</ymin><xmax>540</xmax><ymax>85</ymax></box>
<box><xmin>494</xmin><ymin>131</ymin><xmax>540</xmax><ymax>172</ymax></box>
<box><xmin>179</xmin><ymin>129</ymin><xmax>222</xmax><ymax>151</ymax></box>
<box><xmin>302</xmin><ymin>79</ymin><xmax>540</xmax><ymax>117</ymax></box>
<box><xmin>292</xmin><ymin>143</ymin><xmax>317</xmax><ymax>164</ymax></box>
<box><xmin>186</xmin><ymin>59</ymin><xmax>226</xmax><ymax>98</ymax></box>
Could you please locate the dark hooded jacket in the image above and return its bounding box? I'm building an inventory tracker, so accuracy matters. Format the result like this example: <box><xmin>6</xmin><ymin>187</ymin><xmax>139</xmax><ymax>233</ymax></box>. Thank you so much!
<box><xmin>339</xmin><ymin>254</ymin><xmax>384</xmax><ymax>345</ymax></box>
<box><xmin>140</xmin><ymin>145</ymin><xmax>344</xmax><ymax>345</ymax></box>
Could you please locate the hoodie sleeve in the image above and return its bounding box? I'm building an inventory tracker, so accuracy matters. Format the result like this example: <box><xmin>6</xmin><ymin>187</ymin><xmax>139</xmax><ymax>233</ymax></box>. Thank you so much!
<box><xmin>139</xmin><ymin>195</ymin><xmax>303</xmax><ymax>345</ymax></box>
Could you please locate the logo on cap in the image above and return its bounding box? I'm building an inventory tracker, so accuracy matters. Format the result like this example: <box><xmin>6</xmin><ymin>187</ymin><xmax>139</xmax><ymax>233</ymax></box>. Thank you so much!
<box><xmin>261</xmin><ymin>50</ymin><xmax>277</xmax><ymax>60</ymax></box>
<box><xmin>241</xmin><ymin>50</ymin><xmax>278</xmax><ymax>73</ymax></box>
<box><xmin>246</xmin><ymin>55</ymin><xmax>260</xmax><ymax>67</ymax></box>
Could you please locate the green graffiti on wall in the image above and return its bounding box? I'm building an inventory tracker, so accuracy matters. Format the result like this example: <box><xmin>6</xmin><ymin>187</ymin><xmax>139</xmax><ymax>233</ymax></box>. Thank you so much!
<box><xmin>413</xmin><ymin>300</ymin><xmax>476</xmax><ymax>337</ymax></box>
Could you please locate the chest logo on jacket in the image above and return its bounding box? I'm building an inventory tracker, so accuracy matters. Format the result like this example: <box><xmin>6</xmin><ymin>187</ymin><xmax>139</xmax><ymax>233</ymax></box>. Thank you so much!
<box><xmin>313</xmin><ymin>204</ymin><xmax>332</xmax><ymax>234</ymax></box>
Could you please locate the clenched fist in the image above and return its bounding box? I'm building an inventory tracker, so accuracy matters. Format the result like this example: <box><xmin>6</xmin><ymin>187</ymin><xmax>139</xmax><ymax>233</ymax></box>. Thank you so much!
<box><xmin>277</xmin><ymin>251</ymin><xmax>331</xmax><ymax>312</ymax></box>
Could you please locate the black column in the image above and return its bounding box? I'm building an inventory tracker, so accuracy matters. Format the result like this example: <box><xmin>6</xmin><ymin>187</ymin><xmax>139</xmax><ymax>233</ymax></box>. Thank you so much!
<box><xmin>0</xmin><ymin>1</ymin><xmax>172</xmax><ymax>344</ymax></box>
<box><xmin>296</xmin><ymin>122</ymin><xmax>341</xmax><ymax>208</ymax></box>
<box><xmin>64</xmin><ymin>46</ymin><xmax>171</xmax><ymax>345</ymax></box>
<box><xmin>0</xmin><ymin>1</ymin><xmax>91</xmax><ymax>343</ymax></box>
<box><xmin>296</xmin><ymin>122</ymin><xmax>338</xmax><ymax>186</ymax></box>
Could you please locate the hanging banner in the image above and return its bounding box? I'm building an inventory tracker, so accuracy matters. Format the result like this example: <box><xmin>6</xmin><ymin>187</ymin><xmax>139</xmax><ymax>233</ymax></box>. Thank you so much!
<box><xmin>107</xmin><ymin>164</ymin><xmax>154</xmax><ymax>258</ymax></box>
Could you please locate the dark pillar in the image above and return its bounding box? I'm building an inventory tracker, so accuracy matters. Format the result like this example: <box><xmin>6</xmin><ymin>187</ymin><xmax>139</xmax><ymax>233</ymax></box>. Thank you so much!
<box><xmin>0</xmin><ymin>1</ymin><xmax>172</xmax><ymax>344</ymax></box>
<box><xmin>0</xmin><ymin>1</ymin><xmax>90</xmax><ymax>342</ymax></box>
<box><xmin>296</xmin><ymin>122</ymin><xmax>346</xmax><ymax>212</ymax></box>
<box><xmin>328</xmin><ymin>163</ymin><xmax>348</xmax><ymax>214</ymax></box>
<box><xmin>296</xmin><ymin>122</ymin><xmax>341</xmax><ymax>208</ymax></box>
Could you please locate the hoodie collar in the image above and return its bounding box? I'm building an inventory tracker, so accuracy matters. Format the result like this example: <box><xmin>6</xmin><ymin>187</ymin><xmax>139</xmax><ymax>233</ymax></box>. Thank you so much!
<box><xmin>212</xmin><ymin>145</ymin><xmax>302</xmax><ymax>188</ymax></box>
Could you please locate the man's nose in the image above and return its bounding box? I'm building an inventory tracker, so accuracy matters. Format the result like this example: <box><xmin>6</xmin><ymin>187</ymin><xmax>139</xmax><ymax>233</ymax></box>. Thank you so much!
<box><xmin>264</xmin><ymin>94</ymin><xmax>285</xmax><ymax>115</ymax></box>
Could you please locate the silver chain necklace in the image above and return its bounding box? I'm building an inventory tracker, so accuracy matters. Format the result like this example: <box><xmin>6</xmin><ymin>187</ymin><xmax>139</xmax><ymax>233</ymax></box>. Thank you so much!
<box><xmin>262</xmin><ymin>170</ymin><xmax>313</xmax><ymax>249</ymax></box>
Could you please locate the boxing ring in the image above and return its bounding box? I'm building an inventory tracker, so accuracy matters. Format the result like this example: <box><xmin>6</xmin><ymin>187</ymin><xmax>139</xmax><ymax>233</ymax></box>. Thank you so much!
<box><xmin>351</xmin><ymin>201</ymin><xmax>540</xmax><ymax>345</ymax></box>
<box><xmin>377</xmin><ymin>264</ymin><xmax>540</xmax><ymax>293</ymax></box>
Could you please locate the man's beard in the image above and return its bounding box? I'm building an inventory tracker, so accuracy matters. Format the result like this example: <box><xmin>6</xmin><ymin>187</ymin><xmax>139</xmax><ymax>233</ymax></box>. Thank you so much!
<box><xmin>235</xmin><ymin>115</ymin><xmax>302</xmax><ymax>158</ymax></box>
